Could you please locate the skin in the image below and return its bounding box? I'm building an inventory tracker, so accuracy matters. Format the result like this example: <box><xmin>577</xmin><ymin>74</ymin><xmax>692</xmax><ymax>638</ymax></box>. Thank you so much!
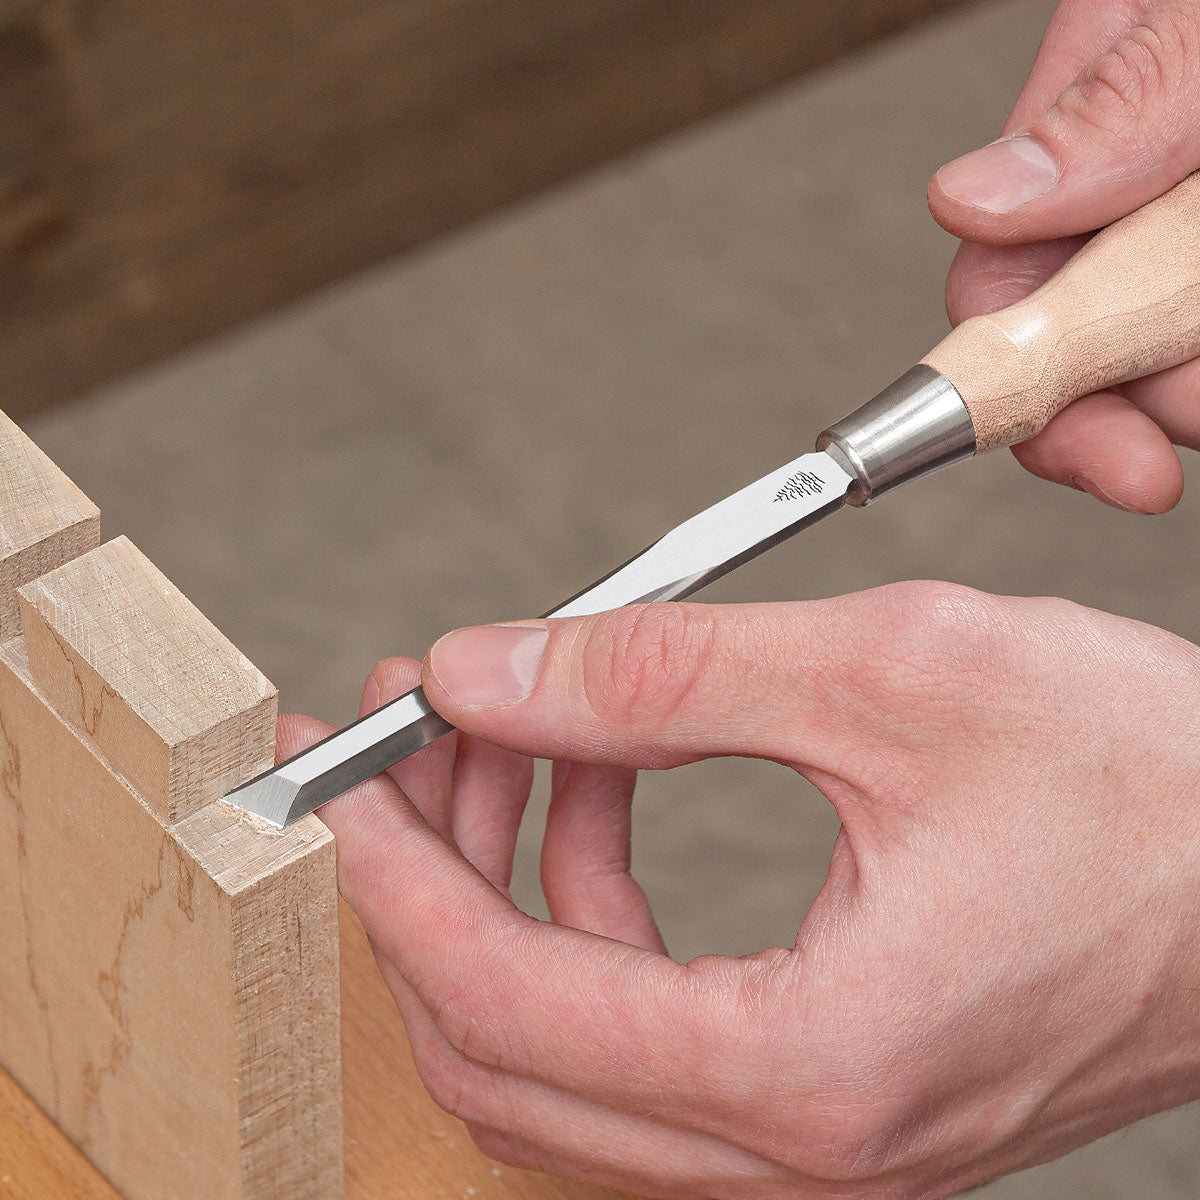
<box><xmin>929</xmin><ymin>0</ymin><xmax>1200</xmax><ymax>513</ymax></box>
<box><xmin>282</xmin><ymin>5</ymin><xmax>1200</xmax><ymax>1195</ymax></box>
<box><xmin>282</xmin><ymin>591</ymin><xmax>1200</xmax><ymax>1199</ymax></box>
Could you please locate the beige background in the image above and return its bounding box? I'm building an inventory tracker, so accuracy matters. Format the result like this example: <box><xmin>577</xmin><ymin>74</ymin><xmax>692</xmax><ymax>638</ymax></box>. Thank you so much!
<box><xmin>23</xmin><ymin>0</ymin><xmax>1199</xmax><ymax>1193</ymax></box>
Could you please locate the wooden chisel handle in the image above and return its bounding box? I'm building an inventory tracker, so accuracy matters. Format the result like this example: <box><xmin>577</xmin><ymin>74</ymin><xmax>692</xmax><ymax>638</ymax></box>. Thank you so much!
<box><xmin>821</xmin><ymin>171</ymin><xmax>1200</xmax><ymax>504</ymax></box>
<box><xmin>923</xmin><ymin>171</ymin><xmax>1200</xmax><ymax>451</ymax></box>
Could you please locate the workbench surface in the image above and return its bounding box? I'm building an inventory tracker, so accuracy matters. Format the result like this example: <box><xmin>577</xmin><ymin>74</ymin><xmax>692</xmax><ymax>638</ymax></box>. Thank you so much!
<box><xmin>0</xmin><ymin>901</ymin><xmax>627</xmax><ymax>1200</ymax></box>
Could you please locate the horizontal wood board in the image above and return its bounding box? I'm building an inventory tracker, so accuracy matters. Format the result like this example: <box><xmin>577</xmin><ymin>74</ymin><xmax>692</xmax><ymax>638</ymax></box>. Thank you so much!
<box><xmin>0</xmin><ymin>0</ymin><xmax>966</xmax><ymax>415</ymax></box>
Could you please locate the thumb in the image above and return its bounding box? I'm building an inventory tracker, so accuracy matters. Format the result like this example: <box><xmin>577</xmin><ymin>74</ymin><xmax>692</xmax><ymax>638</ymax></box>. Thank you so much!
<box><xmin>930</xmin><ymin>3</ymin><xmax>1200</xmax><ymax>242</ymax></box>
<box><xmin>420</xmin><ymin>593</ymin><xmax>984</xmax><ymax>777</ymax></box>
<box><xmin>423</xmin><ymin>604</ymin><xmax>829</xmax><ymax>768</ymax></box>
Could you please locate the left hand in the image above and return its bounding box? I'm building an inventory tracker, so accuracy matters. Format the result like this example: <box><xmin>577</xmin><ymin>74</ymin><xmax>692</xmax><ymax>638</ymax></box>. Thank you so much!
<box><xmin>928</xmin><ymin>0</ymin><xmax>1200</xmax><ymax>514</ymax></box>
<box><xmin>280</xmin><ymin>587</ymin><xmax>1200</xmax><ymax>1199</ymax></box>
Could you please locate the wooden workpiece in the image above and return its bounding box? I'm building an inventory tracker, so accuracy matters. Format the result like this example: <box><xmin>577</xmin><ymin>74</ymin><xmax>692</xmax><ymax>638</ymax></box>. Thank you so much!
<box><xmin>0</xmin><ymin>412</ymin><xmax>342</xmax><ymax>1198</ymax></box>
<box><xmin>2</xmin><ymin>904</ymin><xmax>628</xmax><ymax>1199</ymax></box>
<box><xmin>0</xmin><ymin>411</ymin><xmax>628</xmax><ymax>1197</ymax></box>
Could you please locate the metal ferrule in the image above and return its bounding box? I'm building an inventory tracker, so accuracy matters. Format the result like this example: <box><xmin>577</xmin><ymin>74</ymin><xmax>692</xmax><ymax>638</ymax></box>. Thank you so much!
<box><xmin>816</xmin><ymin>365</ymin><xmax>976</xmax><ymax>506</ymax></box>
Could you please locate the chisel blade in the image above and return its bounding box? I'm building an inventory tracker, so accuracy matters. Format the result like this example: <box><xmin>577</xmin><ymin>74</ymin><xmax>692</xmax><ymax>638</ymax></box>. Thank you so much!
<box><xmin>224</xmin><ymin>450</ymin><xmax>853</xmax><ymax>828</ymax></box>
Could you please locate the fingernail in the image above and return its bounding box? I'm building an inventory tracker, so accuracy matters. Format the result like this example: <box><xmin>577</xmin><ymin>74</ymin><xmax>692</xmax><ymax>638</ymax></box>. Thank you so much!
<box><xmin>1070</xmin><ymin>475</ymin><xmax>1138</xmax><ymax>513</ymax></box>
<box><xmin>429</xmin><ymin>624</ymin><xmax>549</xmax><ymax>707</ymax></box>
<box><xmin>361</xmin><ymin>671</ymin><xmax>380</xmax><ymax>714</ymax></box>
<box><xmin>936</xmin><ymin>135</ymin><xmax>1059</xmax><ymax>213</ymax></box>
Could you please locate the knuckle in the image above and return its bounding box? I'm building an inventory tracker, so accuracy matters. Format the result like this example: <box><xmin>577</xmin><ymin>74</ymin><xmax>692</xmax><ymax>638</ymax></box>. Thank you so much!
<box><xmin>724</xmin><ymin>948</ymin><xmax>799</xmax><ymax>1034</ymax></box>
<box><xmin>797</xmin><ymin>1105</ymin><xmax>918</xmax><ymax>1183</ymax></box>
<box><xmin>578</xmin><ymin>602</ymin><xmax>718</xmax><ymax>731</ymax></box>
<box><xmin>466</xmin><ymin>1124</ymin><xmax>548</xmax><ymax>1172</ymax></box>
<box><xmin>424</xmin><ymin>929</ymin><xmax>532</xmax><ymax>1073</ymax></box>
<box><xmin>740</xmin><ymin>1067</ymin><xmax>913</xmax><ymax>1181</ymax></box>
<box><xmin>1085</xmin><ymin>44</ymin><xmax>1160</xmax><ymax>121</ymax></box>
<box><xmin>408</xmin><ymin>1032</ymin><xmax>479</xmax><ymax>1122</ymax></box>
<box><xmin>430</xmin><ymin>986</ymin><xmax>506</xmax><ymax>1070</ymax></box>
<box><xmin>847</xmin><ymin>581</ymin><xmax>1010</xmax><ymax>705</ymax></box>
<box><xmin>1057</xmin><ymin>13</ymin><xmax>1196</xmax><ymax>135</ymax></box>
<box><xmin>680</xmin><ymin>956</ymin><xmax>928</xmax><ymax>1185</ymax></box>
<box><xmin>786</xmin><ymin>1041</ymin><xmax>929</xmax><ymax>1181</ymax></box>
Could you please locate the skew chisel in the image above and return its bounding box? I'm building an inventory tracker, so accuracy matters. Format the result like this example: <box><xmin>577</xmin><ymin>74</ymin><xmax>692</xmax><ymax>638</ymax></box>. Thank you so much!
<box><xmin>226</xmin><ymin>173</ymin><xmax>1200</xmax><ymax>828</ymax></box>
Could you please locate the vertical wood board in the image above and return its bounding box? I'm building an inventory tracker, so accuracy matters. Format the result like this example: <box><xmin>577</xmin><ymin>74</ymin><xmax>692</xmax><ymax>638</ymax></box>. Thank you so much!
<box><xmin>0</xmin><ymin>636</ymin><xmax>343</xmax><ymax>1198</ymax></box>
<box><xmin>0</xmin><ymin>410</ymin><xmax>99</xmax><ymax>639</ymax></box>
<box><xmin>0</xmin><ymin>636</ymin><xmax>244</xmax><ymax>1196</ymax></box>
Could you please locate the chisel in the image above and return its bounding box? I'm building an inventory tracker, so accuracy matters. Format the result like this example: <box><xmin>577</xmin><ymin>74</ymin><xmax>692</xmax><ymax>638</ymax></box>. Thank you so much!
<box><xmin>226</xmin><ymin>172</ymin><xmax>1200</xmax><ymax>829</ymax></box>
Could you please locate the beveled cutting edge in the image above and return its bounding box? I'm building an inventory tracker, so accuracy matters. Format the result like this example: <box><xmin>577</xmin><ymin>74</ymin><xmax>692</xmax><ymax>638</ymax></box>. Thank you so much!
<box><xmin>225</xmin><ymin>449</ymin><xmax>857</xmax><ymax>828</ymax></box>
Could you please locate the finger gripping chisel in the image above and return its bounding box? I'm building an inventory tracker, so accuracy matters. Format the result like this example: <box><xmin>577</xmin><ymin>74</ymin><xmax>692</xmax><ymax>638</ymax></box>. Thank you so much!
<box><xmin>226</xmin><ymin>173</ymin><xmax>1200</xmax><ymax>828</ymax></box>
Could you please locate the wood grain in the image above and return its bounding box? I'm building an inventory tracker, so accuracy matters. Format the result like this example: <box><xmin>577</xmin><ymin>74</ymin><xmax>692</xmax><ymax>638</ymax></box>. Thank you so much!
<box><xmin>0</xmin><ymin>637</ymin><xmax>344</xmax><ymax>1200</ymax></box>
<box><xmin>0</xmin><ymin>0</ymin><xmax>966</xmax><ymax>417</ymax></box>
<box><xmin>0</xmin><ymin>409</ymin><xmax>99</xmax><ymax>640</ymax></box>
<box><xmin>1</xmin><ymin>904</ymin><xmax>631</xmax><ymax>1200</ymax></box>
<box><xmin>923</xmin><ymin>172</ymin><xmax>1200</xmax><ymax>451</ymax></box>
<box><xmin>18</xmin><ymin>536</ymin><xmax>276</xmax><ymax>824</ymax></box>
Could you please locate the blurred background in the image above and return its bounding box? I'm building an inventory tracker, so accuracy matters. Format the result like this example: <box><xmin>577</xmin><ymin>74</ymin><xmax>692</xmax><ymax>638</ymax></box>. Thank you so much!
<box><xmin>8</xmin><ymin>0</ymin><xmax>1199</xmax><ymax>1194</ymax></box>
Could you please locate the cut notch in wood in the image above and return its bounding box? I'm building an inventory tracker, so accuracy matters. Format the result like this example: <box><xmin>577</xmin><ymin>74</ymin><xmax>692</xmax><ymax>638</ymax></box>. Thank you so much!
<box><xmin>18</xmin><ymin>534</ymin><xmax>277</xmax><ymax>824</ymax></box>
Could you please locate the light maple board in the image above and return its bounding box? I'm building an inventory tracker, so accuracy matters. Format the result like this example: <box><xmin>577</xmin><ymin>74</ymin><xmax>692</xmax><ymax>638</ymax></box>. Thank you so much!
<box><xmin>0</xmin><ymin>903</ymin><xmax>631</xmax><ymax>1200</ymax></box>
<box><xmin>0</xmin><ymin>410</ymin><xmax>344</xmax><ymax>1200</ymax></box>
<box><xmin>0</xmin><ymin>625</ymin><xmax>343</xmax><ymax>1199</ymax></box>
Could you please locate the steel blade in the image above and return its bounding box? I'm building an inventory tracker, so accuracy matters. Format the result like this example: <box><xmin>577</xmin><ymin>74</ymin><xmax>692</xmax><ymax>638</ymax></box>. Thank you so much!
<box><xmin>225</xmin><ymin>450</ymin><xmax>852</xmax><ymax>827</ymax></box>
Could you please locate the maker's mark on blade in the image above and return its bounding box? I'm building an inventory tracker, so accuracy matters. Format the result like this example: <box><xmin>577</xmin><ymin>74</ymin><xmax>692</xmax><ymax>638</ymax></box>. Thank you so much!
<box><xmin>769</xmin><ymin>466</ymin><xmax>830</xmax><ymax>503</ymax></box>
<box><xmin>547</xmin><ymin>451</ymin><xmax>851</xmax><ymax>620</ymax></box>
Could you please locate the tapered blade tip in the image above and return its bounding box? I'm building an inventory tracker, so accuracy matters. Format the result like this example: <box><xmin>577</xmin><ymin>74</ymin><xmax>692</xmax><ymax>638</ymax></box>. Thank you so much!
<box><xmin>222</xmin><ymin>767</ymin><xmax>307</xmax><ymax>829</ymax></box>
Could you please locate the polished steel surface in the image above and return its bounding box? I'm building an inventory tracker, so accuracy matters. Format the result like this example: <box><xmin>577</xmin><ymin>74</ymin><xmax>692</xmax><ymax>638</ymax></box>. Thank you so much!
<box><xmin>817</xmin><ymin>366</ymin><xmax>975</xmax><ymax>504</ymax></box>
<box><xmin>225</xmin><ymin>449</ymin><xmax>854</xmax><ymax>827</ymax></box>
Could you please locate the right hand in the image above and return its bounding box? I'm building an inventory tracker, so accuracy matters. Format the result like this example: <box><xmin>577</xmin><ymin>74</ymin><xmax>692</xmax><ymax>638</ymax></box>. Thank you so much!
<box><xmin>928</xmin><ymin>0</ymin><xmax>1200</xmax><ymax>514</ymax></box>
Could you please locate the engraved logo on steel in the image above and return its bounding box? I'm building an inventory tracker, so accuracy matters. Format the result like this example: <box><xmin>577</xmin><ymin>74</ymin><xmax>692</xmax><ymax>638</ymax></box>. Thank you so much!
<box><xmin>773</xmin><ymin>470</ymin><xmax>825</xmax><ymax>502</ymax></box>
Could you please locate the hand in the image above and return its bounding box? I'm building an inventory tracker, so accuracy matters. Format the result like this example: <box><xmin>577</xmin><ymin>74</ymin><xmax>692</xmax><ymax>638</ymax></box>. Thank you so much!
<box><xmin>281</xmin><ymin>589</ymin><xmax>1200</xmax><ymax>1199</ymax></box>
<box><xmin>928</xmin><ymin>0</ymin><xmax>1200</xmax><ymax>513</ymax></box>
